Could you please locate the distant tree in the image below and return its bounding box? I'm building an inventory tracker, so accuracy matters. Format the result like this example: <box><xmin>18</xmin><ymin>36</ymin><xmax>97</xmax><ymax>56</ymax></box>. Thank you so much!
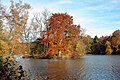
<box><xmin>91</xmin><ymin>43</ymin><xmax>101</xmax><ymax>54</ymax></box>
<box><xmin>75</xmin><ymin>40</ymin><xmax>86</xmax><ymax>55</ymax></box>
<box><xmin>111</xmin><ymin>30</ymin><xmax>120</xmax><ymax>52</ymax></box>
<box><xmin>93</xmin><ymin>35</ymin><xmax>99</xmax><ymax>43</ymax></box>
<box><xmin>81</xmin><ymin>35</ymin><xmax>92</xmax><ymax>53</ymax></box>
<box><xmin>91</xmin><ymin>36</ymin><xmax>110</xmax><ymax>55</ymax></box>
<box><xmin>31</xmin><ymin>38</ymin><xmax>47</xmax><ymax>55</ymax></box>
<box><xmin>80</xmin><ymin>28</ymin><xmax>86</xmax><ymax>39</ymax></box>
<box><xmin>117</xmin><ymin>44</ymin><xmax>120</xmax><ymax>54</ymax></box>
<box><xmin>29</xmin><ymin>9</ymin><xmax>51</xmax><ymax>42</ymax></box>
<box><xmin>29</xmin><ymin>9</ymin><xmax>51</xmax><ymax>55</ymax></box>
<box><xmin>105</xmin><ymin>41</ymin><xmax>112</xmax><ymax>55</ymax></box>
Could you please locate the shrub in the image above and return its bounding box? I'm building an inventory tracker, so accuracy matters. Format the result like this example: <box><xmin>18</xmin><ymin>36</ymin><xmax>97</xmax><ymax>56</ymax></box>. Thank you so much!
<box><xmin>0</xmin><ymin>56</ymin><xmax>30</xmax><ymax>80</ymax></box>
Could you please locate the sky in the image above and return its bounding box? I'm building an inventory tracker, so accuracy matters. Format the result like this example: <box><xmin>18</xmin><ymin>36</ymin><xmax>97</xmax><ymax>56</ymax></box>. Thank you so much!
<box><xmin>1</xmin><ymin>0</ymin><xmax>120</xmax><ymax>37</ymax></box>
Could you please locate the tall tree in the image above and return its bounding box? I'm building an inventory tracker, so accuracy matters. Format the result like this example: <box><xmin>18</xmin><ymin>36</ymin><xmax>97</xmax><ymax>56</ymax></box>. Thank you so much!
<box><xmin>0</xmin><ymin>0</ymin><xmax>31</xmax><ymax>55</ymax></box>
<box><xmin>41</xmin><ymin>13</ymin><xmax>80</xmax><ymax>58</ymax></box>
<box><xmin>0</xmin><ymin>2</ymin><xmax>11</xmax><ymax>55</ymax></box>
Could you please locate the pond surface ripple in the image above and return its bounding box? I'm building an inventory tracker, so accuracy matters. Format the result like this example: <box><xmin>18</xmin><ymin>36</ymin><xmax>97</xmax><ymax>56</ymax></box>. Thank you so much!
<box><xmin>16</xmin><ymin>55</ymin><xmax>120</xmax><ymax>80</ymax></box>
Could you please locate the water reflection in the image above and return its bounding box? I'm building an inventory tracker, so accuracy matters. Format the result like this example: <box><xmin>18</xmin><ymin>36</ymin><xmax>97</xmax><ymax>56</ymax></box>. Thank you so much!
<box><xmin>16</xmin><ymin>55</ymin><xmax>120</xmax><ymax>80</ymax></box>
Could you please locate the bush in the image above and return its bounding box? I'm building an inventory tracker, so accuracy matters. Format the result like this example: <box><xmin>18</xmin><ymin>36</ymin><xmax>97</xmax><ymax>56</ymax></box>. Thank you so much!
<box><xmin>0</xmin><ymin>56</ymin><xmax>30</xmax><ymax>80</ymax></box>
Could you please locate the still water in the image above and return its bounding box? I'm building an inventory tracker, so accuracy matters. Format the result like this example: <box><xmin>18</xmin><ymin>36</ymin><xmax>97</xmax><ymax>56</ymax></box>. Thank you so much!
<box><xmin>16</xmin><ymin>55</ymin><xmax>120</xmax><ymax>80</ymax></box>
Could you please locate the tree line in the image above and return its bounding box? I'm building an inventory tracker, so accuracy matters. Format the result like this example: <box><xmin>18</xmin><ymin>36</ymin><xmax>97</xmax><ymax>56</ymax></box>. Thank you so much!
<box><xmin>90</xmin><ymin>30</ymin><xmax>120</xmax><ymax>55</ymax></box>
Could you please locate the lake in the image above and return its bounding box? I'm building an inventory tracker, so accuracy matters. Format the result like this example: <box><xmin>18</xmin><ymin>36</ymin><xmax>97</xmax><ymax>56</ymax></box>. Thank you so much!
<box><xmin>15</xmin><ymin>55</ymin><xmax>120</xmax><ymax>80</ymax></box>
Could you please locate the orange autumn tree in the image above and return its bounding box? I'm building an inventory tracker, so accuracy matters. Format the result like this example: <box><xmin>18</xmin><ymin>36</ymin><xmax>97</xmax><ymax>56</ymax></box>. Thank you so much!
<box><xmin>41</xmin><ymin>13</ymin><xmax>80</xmax><ymax>58</ymax></box>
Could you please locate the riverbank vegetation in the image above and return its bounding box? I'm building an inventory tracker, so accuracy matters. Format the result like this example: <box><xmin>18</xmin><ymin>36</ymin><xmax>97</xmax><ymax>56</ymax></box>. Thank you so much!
<box><xmin>90</xmin><ymin>30</ymin><xmax>120</xmax><ymax>55</ymax></box>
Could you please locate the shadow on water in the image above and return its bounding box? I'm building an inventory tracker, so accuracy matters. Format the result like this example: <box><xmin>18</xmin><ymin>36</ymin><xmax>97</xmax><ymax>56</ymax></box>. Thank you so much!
<box><xmin>16</xmin><ymin>55</ymin><xmax>120</xmax><ymax>80</ymax></box>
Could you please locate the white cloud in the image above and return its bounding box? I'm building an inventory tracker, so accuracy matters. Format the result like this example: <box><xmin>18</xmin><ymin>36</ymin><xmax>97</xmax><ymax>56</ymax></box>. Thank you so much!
<box><xmin>86</xmin><ymin>4</ymin><xmax>114</xmax><ymax>11</ymax></box>
<box><xmin>85</xmin><ymin>26</ymin><xmax>116</xmax><ymax>38</ymax></box>
<box><xmin>112</xmin><ymin>21</ymin><xmax>120</xmax><ymax>25</ymax></box>
<box><xmin>73</xmin><ymin>16</ymin><xmax>95</xmax><ymax>25</ymax></box>
<box><xmin>110</xmin><ymin>0</ymin><xmax>120</xmax><ymax>4</ymax></box>
<box><xmin>54</xmin><ymin>0</ymin><xmax>73</xmax><ymax>5</ymax></box>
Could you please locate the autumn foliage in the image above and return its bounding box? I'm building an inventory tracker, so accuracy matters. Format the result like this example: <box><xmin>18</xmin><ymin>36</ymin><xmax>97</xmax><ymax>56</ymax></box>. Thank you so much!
<box><xmin>40</xmin><ymin>13</ymin><xmax>80</xmax><ymax>58</ymax></box>
<box><xmin>0</xmin><ymin>0</ymin><xmax>31</xmax><ymax>57</ymax></box>
<box><xmin>91</xmin><ymin>30</ymin><xmax>120</xmax><ymax>55</ymax></box>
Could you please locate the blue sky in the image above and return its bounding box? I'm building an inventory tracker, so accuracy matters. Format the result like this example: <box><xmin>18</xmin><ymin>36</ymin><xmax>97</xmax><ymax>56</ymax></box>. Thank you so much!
<box><xmin>1</xmin><ymin>0</ymin><xmax>120</xmax><ymax>37</ymax></box>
